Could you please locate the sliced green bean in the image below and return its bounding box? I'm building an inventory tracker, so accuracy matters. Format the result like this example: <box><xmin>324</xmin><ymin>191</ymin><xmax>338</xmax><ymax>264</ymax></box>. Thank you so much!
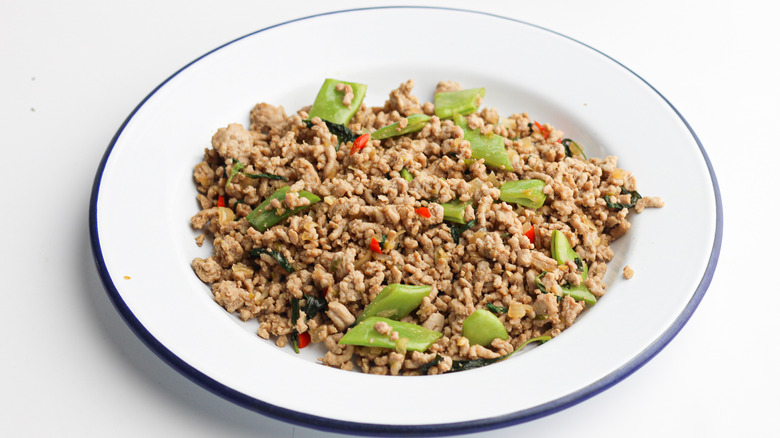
<box><xmin>561</xmin><ymin>283</ymin><xmax>597</xmax><ymax>306</ymax></box>
<box><xmin>453</xmin><ymin>114</ymin><xmax>514</xmax><ymax>171</ymax></box>
<box><xmin>441</xmin><ymin>200</ymin><xmax>469</xmax><ymax>224</ymax></box>
<box><xmin>462</xmin><ymin>308</ymin><xmax>508</xmax><ymax>347</ymax></box>
<box><xmin>308</xmin><ymin>78</ymin><xmax>367</xmax><ymax>125</ymax></box>
<box><xmin>246</xmin><ymin>186</ymin><xmax>320</xmax><ymax>232</ymax></box>
<box><xmin>357</xmin><ymin>284</ymin><xmax>431</xmax><ymax>323</ymax></box>
<box><xmin>338</xmin><ymin>316</ymin><xmax>442</xmax><ymax>352</ymax></box>
<box><xmin>434</xmin><ymin>88</ymin><xmax>485</xmax><ymax>119</ymax></box>
<box><xmin>499</xmin><ymin>179</ymin><xmax>547</xmax><ymax>209</ymax></box>
<box><xmin>400</xmin><ymin>168</ymin><xmax>414</xmax><ymax>182</ymax></box>
<box><xmin>550</xmin><ymin>230</ymin><xmax>588</xmax><ymax>280</ymax></box>
<box><xmin>371</xmin><ymin>114</ymin><xmax>431</xmax><ymax>140</ymax></box>
<box><xmin>550</xmin><ymin>230</ymin><xmax>596</xmax><ymax>304</ymax></box>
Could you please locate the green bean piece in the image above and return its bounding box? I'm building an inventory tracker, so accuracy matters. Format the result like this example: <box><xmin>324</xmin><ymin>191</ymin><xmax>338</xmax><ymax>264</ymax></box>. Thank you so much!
<box><xmin>357</xmin><ymin>284</ymin><xmax>432</xmax><ymax>323</ymax></box>
<box><xmin>561</xmin><ymin>284</ymin><xmax>597</xmax><ymax>306</ymax></box>
<box><xmin>441</xmin><ymin>200</ymin><xmax>469</xmax><ymax>224</ymax></box>
<box><xmin>550</xmin><ymin>230</ymin><xmax>588</xmax><ymax>280</ymax></box>
<box><xmin>400</xmin><ymin>168</ymin><xmax>414</xmax><ymax>182</ymax></box>
<box><xmin>370</xmin><ymin>114</ymin><xmax>431</xmax><ymax>140</ymax></box>
<box><xmin>453</xmin><ymin>113</ymin><xmax>514</xmax><ymax>171</ymax></box>
<box><xmin>434</xmin><ymin>88</ymin><xmax>485</xmax><ymax>119</ymax></box>
<box><xmin>462</xmin><ymin>308</ymin><xmax>509</xmax><ymax>347</ymax></box>
<box><xmin>308</xmin><ymin>78</ymin><xmax>367</xmax><ymax>125</ymax></box>
<box><xmin>338</xmin><ymin>316</ymin><xmax>443</xmax><ymax>352</ymax></box>
<box><xmin>246</xmin><ymin>186</ymin><xmax>321</xmax><ymax>232</ymax></box>
<box><xmin>499</xmin><ymin>179</ymin><xmax>547</xmax><ymax>209</ymax></box>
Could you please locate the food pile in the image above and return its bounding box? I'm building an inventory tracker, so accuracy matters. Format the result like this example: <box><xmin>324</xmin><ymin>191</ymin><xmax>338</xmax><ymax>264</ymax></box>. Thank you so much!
<box><xmin>190</xmin><ymin>79</ymin><xmax>663</xmax><ymax>375</ymax></box>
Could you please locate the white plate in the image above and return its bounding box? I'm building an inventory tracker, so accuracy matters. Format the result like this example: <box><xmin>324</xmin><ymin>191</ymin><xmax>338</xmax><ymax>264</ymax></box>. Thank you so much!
<box><xmin>90</xmin><ymin>7</ymin><xmax>722</xmax><ymax>436</ymax></box>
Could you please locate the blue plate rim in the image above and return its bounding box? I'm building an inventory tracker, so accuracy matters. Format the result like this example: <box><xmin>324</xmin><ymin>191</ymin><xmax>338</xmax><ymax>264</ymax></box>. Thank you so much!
<box><xmin>89</xmin><ymin>6</ymin><xmax>723</xmax><ymax>436</ymax></box>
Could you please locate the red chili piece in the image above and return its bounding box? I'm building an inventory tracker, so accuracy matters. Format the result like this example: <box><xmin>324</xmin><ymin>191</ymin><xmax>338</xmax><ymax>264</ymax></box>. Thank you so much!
<box><xmin>370</xmin><ymin>237</ymin><xmax>382</xmax><ymax>254</ymax></box>
<box><xmin>524</xmin><ymin>226</ymin><xmax>536</xmax><ymax>245</ymax></box>
<box><xmin>415</xmin><ymin>207</ymin><xmax>431</xmax><ymax>218</ymax></box>
<box><xmin>350</xmin><ymin>133</ymin><xmax>370</xmax><ymax>155</ymax></box>
<box><xmin>534</xmin><ymin>121</ymin><xmax>550</xmax><ymax>140</ymax></box>
<box><xmin>297</xmin><ymin>332</ymin><xmax>311</xmax><ymax>349</ymax></box>
<box><xmin>217</xmin><ymin>195</ymin><xmax>226</xmax><ymax>207</ymax></box>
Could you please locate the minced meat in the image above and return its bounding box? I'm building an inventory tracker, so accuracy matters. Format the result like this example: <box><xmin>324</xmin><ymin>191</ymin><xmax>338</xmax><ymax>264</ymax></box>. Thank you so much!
<box><xmin>190</xmin><ymin>79</ymin><xmax>662</xmax><ymax>375</ymax></box>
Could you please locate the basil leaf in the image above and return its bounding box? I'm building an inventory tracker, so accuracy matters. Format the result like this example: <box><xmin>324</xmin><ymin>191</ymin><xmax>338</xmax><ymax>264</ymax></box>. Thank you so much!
<box><xmin>447</xmin><ymin>336</ymin><xmax>551</xmax><ymax>373</ymax></box>
<box><xmin>534</xmin><ymin>271</ymin><xmax>549</xmax><ymax>294</ymax></box>
<box><xmin>486</xmin><ymin>303</ymin><xmax>508</xmax><ymax>314</ymax></box>
<box><xmin>243</xmin><ymin>172</ymin><xmax>288</xmax><ymax>181</ymax></box>
<box><xmin>249</xmin><ymin>248</ymin><xmax>295</xmax><ymax>273</ymax></box>
<box><xmin>604</xmin><ymin>186</ymin><xmax>642</xmax><ymax>210</ymax></box>
<box><xmin>449</xmin><ymin>219</ymin><xmax>476</xmax><ymax>244</ymax></box>
<box><xmin>304</xmin><ymin>119</ymin><xmax>359</xmax><ymax>145</ymax></box>
<box><xmin>420</xmin><ymin>354</ymin><xmax>444</xmax><ymax>375</ymax></box>
<box><xmin>302</xmin><ymin>294</ymin><xmax>328</xmax><ymax>320</ymax></box>
<box><xmin>290</xmin><ymin>298</ymin><xmax>300</xmax><ymax>354</ymax></box>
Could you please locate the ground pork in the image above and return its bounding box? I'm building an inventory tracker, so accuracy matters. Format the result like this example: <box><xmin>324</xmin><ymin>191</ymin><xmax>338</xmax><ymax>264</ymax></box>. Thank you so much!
<box><xmin>190</xmin><ymin>79</ymin><xmax>661</xmax><ymax>375</ymax></box>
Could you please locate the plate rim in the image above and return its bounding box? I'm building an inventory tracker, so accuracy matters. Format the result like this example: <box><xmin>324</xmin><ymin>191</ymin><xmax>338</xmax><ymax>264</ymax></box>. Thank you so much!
<box><xmin>89</xmin><ymin>6</ymin><xmax>723</xmax><ymax>436</ymax></box>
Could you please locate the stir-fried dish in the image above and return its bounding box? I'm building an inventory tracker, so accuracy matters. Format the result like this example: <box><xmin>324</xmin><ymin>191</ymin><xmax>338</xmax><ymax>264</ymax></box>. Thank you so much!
<box><xmin>190</xmin><ymin>79</ymin><xmax>663</xmax><ymax>375</ymax></box>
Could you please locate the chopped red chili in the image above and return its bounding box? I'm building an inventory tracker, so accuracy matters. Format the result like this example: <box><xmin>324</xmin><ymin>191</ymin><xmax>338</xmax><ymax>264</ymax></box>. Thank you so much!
<box><xmin>297</xmin><ymin>332</ymin><xmax>311</xmax><ymax>349</ymax></box>
<box><xmin>370</xmin><ymin>237</ymin><xmax>382</xmax><ymax>253</ymax></box>
<box><xmin>524</xmin><ymin>225</ymin><xmax>536</xmax><ymax>245</ymax></box>
<box><xmin>534</xmin><ymin>121</ymin><xmax>550</xmax><ymax>140</ymax></box>
<box><xmin>350</xmin><ymin>133</ymin><xmax>370</xmax><ymax>155</ymax></box>
<box><xmin>415</xmin><ymin>207</ymin><xmax>431</xmax><ymax>218</ymax></box>
<box><xmin>217</xmin><ymin>195</ymin><xmax>226</xmax><ymax>207</ymax></box>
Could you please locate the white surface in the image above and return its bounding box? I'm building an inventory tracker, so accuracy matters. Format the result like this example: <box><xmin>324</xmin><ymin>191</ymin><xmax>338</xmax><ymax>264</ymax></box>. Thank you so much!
<box><xmin>93</xmin><ymin>7</ymin><xmax>717</xmax><ymax>429</ymax></box>
<box><xmin>1</xmin><ymin>1</ymin><xmax>777</xmax><ymax>437</ymax></box>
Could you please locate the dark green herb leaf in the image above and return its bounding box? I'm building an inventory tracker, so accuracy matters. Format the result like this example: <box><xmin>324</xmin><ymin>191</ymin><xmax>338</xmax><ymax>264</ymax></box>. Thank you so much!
<box><xmin>420</xmin><ymin>354</ymin><xmax>444</xmax><ymax>375</ymax></box>
<box><xmin>604</xmin><ymin>186</ymin><xmax>642</xmax><ymax>210</ymax></box>
<box><xmin>562</xmin><ymin>138</ymin><xmax>587</xmax><ymax>159</ymax></box>
<box><xmin>249</xmin><ymin>248</ymin><xmax>295</xmax><ymax>273</ymax></box>
<box><xmin>486</xmin><ymin>303</ymin><xmax>508</xmax><ymax>314</ymax></box>
<box><xmin>449</xmin><ymin>219</ymin><xmax>477</xmax><ymax>243</ymax></box>
<box><xmin>243</xmin><ymin>172</ymin><xmax>288</xmax><ymax>181</ymax></box>
<box><xmin>290</xmin><ymin>298</ymin><xmax>301</xmax><ymax>354</ymax></box>
<box><xmin>302</xmin><ymin>294</ymin><xmax>328</xmax><ymax>320</ymax></box>
<box><xmin>304</xmin><ymin>119</ymin><xmax>358</xmax><ymax>145</ymax></box>
<box><xmin>534</xmin><ymin>271</ymin><xmax>549</xmax><ymax>294</ymax></box>
<box><xmin>447</xmin><ymin>336</ymin><xmax>551</xmax><ymax>373</ymax></box>
<box><xmin>449</xmin><ymin>356</ymin><xmax>502</xmax><ymax>372</ymax></box>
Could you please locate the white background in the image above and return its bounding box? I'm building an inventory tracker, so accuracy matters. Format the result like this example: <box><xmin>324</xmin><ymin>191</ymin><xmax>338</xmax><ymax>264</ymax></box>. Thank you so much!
<box><xmin>1</xmin><ymin>1</ymin><xmax>777</xmax><ymax>437</ymax></box>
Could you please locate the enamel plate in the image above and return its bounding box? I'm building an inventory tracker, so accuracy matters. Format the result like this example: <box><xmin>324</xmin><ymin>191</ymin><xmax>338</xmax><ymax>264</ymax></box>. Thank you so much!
<box><xmin>90</xmin><ymin>7</ymin><xmax>722</xmax><ymax>436</ymax></box>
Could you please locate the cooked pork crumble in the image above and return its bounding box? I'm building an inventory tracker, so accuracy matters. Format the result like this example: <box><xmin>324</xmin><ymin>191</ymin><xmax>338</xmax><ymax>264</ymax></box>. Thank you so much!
<box><xmin>190</xmin><ymin>79</ymin><xmax>662</xmax><ymax>375</ymax></box>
